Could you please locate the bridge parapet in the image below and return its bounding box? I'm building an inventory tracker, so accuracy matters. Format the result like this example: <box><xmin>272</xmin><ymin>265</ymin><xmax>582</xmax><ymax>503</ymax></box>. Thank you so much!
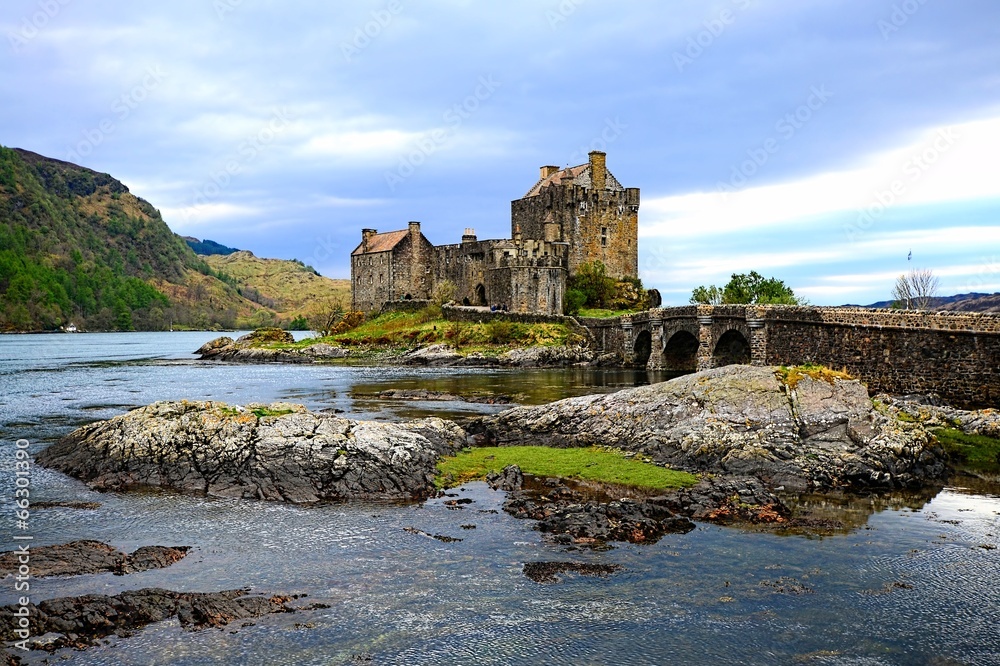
<box><xmin>577</xmin><ymin>305</ymin><xmax>1000</xmax><ymax>408</ymax></box>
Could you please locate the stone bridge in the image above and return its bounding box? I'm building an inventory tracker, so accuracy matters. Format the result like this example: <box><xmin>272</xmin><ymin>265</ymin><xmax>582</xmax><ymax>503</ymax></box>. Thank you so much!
<box><xmin>579</xmin><ymin>305</ymin><xmax>1000</xmax><ymax>409</ymax></box>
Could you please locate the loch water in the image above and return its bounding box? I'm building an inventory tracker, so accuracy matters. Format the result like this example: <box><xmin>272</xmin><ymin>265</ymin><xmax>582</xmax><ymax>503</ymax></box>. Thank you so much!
<box><xmin>1</xmin><ymin>332</ymin><xmax>998</xmax><ymax>665</ymax></box>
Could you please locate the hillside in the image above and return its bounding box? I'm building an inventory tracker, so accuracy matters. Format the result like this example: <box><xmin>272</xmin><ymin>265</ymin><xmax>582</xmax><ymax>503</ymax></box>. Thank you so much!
<box><xmin>184</xmin><ymin>236</ymin><xmax>239</xmax><ymax>256</ymax></box>
<box><xmin>0</xmin><ymin>146</ymin><xmax>337</xmax><ymax>331</ymax></box>
<box><xmin>857</xmin><ymin>292</ymin><xmax>1000</xmax><ymax>312</ymax></box>
<box><xmin>201</xmin><ymin>251</ymin><xmax>351</xmax><ymax>322</ymax></box>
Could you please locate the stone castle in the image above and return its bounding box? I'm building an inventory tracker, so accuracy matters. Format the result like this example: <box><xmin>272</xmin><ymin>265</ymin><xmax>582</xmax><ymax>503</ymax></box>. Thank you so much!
<box><xmin>350</xmin><ymin>151</ymin><xmax>640</xmax><ymax>314</ymax></box>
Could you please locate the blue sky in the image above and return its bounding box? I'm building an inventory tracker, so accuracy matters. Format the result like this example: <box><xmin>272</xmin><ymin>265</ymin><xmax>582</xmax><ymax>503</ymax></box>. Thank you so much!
<box><xmin>3</xmin><ymin>0</ymin><xmax>999</xmax><ymax>305</ymax></box>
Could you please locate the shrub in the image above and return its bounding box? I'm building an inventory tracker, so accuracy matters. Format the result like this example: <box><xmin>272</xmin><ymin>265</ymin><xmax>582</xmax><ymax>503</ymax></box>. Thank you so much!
<box><xmin>485</xmin><ymin>319</ymin><xmax>515</xmax><ymax>344</ymax></box>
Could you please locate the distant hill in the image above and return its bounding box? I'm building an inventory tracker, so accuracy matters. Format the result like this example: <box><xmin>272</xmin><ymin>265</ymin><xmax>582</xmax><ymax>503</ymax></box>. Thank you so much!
<box><xmin>848</xmin><ymin>292</ymin><xmax>1000</xmax><ymax>312</ymax></box>
<box><xmin>183</xmin><ymin>236</ymin><xmax>240</xmax><ymax>256</ymax></box>
<box><xmin>200</xmin><ymin>251</ymin><xmax>350</xmax><ymax>321</ymax></box>
<box><xmin>0</xmin><ymin>146</ymin><xmax>337</xmax><ymax>331</ymax></box>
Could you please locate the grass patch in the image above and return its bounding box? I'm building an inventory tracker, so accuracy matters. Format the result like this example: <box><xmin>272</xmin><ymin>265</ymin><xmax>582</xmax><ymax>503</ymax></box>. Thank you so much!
<box><xmin>436</xmin><ymin>446</ymin><xmax>699</xmax><ymax>490</ymax></box>
<box><xmin>776</xmin><ymin>363</ymin><xmax>853</xmax><ymax>389</ymax></box>
<box><xmin>287</xmin><ymin>312</ymin><xmax>575</xmax><ymax>353</ymax></box>
<box><xmin>576</xmin><ymin>307</ymin><xmax>640</xmax><ymax>319</ymax></box>
<box><xmin>251</xmin><ymin>407</ymin><xmax>294</xmax><ymax>418</ymax></box>
<box><xmin>933</xmin><ymin>428</ymin><xmax>1000</xmax><ymax>471</ymax></box>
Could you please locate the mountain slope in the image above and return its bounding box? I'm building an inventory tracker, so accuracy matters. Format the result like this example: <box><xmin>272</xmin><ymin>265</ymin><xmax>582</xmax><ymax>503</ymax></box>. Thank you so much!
<box><xmin>0</xmin><ymin>146</ymin><xmax>303</xmax><ymax>331</ymax></box>
<box><xmin>855</xmin><ymin>292</ymin><xmax>1000</xmax><ymax>312</ymax></box>
<box><xmin>201</xmin><ymin>251</ymin><xmax>350</xmax><ymax>320</ymax></box>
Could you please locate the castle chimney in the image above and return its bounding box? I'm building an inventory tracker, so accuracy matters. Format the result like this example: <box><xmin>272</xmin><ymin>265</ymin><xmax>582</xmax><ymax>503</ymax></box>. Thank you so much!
<box><xmin>462</xmin><ymin>228</ymin><xmax>477</xmax><ymax>244</ymax></box>
<box><xmin>361</xmin><ymin>228</ymin><xmax>377</xmax><ymax>253</ymax></box>
<box><xmin>589</xmin><ymin>151</ymin><xmax>606</xmax><ymax>190</ymax></box>
<box><xmin>408</xmin><ymin>221</ymin><xmax>421</xmax><ymax>236</ymax></box>
<box><xmin>540</xmin><ymin>165</ymin><xmax>560</xmax><ymax>179</ymax></box>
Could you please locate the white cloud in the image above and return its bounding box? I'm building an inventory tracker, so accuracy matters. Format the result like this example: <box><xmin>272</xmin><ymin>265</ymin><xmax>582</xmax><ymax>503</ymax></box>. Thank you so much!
<box><xmin>161</xmin><ymin>202</ymin><xmax>262</xmax><ymax>230</ymax></box>
<box><xmin>641</xmin><ymin>116</ymin><xmax>1000</xmax><ymax>238</ymax></box>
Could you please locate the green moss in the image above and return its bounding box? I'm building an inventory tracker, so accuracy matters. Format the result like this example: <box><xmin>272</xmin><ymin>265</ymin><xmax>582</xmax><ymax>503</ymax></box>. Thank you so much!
<box><xmin>776</xmin><ymin>363</ymin><xmax>853</xmax><ymax>389</ymax></box>
<box><xmin>251</xmin><ymin>407</ymin><xmax>294</xmax><ymax>418</ymax></box>
<box><xmin>933</xmin><ymin>428</ymin><xmax>1000</xmax><ymax>471</ymax></box>
<box><xmin>436</xmin><ymin>446</ymin><xmax>698</xmax><ymax>490</ymax></box>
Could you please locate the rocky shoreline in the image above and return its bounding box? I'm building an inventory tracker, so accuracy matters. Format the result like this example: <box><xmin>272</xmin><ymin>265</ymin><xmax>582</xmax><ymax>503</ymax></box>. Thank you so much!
<box><xmin>17</xmin><ymin>365</ymin><xmax>978</xmax><ymax>658</ymax></box>
<box><xmin>196</xmin><ymin>332</ymin><xmax>620</xmax><ymax>368</ymax></box>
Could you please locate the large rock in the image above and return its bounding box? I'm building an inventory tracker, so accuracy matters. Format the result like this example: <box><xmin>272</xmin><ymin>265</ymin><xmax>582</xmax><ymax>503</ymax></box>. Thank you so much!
<box><xmin>196</xmin><ymin>329</ymin><xmax>349</xmax><ymax>363</ymax></box>
<box><xmin>38</xmin><ymin>401</ymin><xmax>467</xmax><ymax>503</ymax></box>
<box><xmin>0</xmin><ymin>587</ymin><xmax>322</xmax><ymax>651</ymax></box>
<box><xmin>467</xmin><ymin>365</ymin><xmax>947</xmax><ymax>492</ymax></box>
<box><xmin>500</xmin><ymin>345</ymin><xmax>595</xmax><ymax>367</ymax></box>
<box><xmin>0</xmin><ymin>541</ymin><xmax>189</xmax><ymax>578</ymax></box>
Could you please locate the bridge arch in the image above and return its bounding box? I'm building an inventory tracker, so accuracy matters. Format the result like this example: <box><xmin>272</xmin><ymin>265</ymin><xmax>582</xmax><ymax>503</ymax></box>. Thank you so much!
<box><xmin>713</xmin><ymin>329</ymin><xmax>751</xmax><ymax>367</ymax></box>
<box><xmin>662</xmin><ymin>330</ymin><xmax>699</xmax><ymax>372</ymax></box>
<box><xmin>633</xmin><ymin>329</ymin><xmax>652</xmax><ymax>367</ymax></box>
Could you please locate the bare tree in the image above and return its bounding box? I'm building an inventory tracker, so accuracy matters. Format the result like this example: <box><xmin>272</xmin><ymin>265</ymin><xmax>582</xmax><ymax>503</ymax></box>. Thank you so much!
<box><xmin>892</xmin><ymin>268</ymin><xmax>940</xmax><ymax>310</ymax></box>
<box><xmin>309</xmin><ymin>299</ymin><xmax>345</xmax><ymax>338</ymax></box>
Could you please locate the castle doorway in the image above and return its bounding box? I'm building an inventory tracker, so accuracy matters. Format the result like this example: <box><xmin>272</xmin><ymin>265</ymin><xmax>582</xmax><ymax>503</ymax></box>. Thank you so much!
<box><xmin>662</xmin><ymin>331</ymin><xmax>699</xmax><ymax>372</ymax></box>
<box><xmin>475</xmin><ymin>284</ymin><xmax>486</xmax><ymax>306</ymax></box>
<box><xmin>712</xmin><ymin>329</ymin><xmax>750</xmax><ymax>367</ymax></box>
<box><xmin>633</xmin><ymin>330</ymin><xmax>652</xmax><ymax>368</ymax></box>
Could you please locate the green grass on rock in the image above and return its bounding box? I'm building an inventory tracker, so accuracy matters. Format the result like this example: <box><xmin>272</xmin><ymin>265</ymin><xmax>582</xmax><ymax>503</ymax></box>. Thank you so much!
<box><xmin>436</xmin><ymin>446</ymin><xmax>698</xmax><ymax>490</ymax></box>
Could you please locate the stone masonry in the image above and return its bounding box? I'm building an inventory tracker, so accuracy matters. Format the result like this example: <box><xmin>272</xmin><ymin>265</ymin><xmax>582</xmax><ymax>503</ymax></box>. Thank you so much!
<box><xmin>582</xmin><ymin>305</ymin><xmax>1000</xmax><ymax>409</ymax></box>
<box><xmin>350</xmin><ymin>152</ymin><xmax>639</xmax><ymax>314</ymax></box>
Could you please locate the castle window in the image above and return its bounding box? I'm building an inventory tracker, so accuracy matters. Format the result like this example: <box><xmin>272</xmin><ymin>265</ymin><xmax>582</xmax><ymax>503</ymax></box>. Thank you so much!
<box><xmin>601</xmin><ymin>227</ymin><xmax>608</xmax><ymax>247</ymax></box>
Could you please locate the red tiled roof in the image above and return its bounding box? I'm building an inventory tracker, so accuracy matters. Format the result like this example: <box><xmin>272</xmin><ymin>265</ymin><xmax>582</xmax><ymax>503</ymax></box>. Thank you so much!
<box><xmin>351</xmin><ymin>229</ymin><xmax>409</xmax><ymax>255</ymax></box>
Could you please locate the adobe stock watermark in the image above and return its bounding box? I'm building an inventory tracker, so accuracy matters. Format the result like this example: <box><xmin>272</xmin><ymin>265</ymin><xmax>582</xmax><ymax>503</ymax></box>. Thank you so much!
<box><xmin>716</xmin><ymin>85</ymin><xmax>833</xmax><ymax>198</ymax></box>
<box><xmin>383</xmin><ymin>75</ymin><xmax>501</xmax><ymax>192</ymax></box>
<box><xmin>7</xmin><ymin>0</ymin><xmax>72</xmax><ymax>53</ymax></box>
<box><xmin>878</xmin><ymin>0</ymin><xmax>931</xmax><ymax>40</ymax></box>
<box><xmin>65</xmin><ymin>65</ymin><xmax>167</xmax><ymax>164</ymax></box>
<box><xmin>673</xmin><ymin>0</ymin><xmax>753</xmax><ymax>72</ymax></box>
<box><xmin>341</xmin><ymin>0</ymin><xmax>403</xmax><ymax>62</ymax></box>
<box><xmin>10</xmin><ymin>438</ymin><xmax>34</xmax><ymax>652</ymax></box>
<box><xmin>845</xmin><ymin>126</ymin><xmax>958</xmax><ymax>243</ymax></box>
<box><xmin>568</xmin><ymin>118</ymin><xmax>627</xmax><ymax>165</ymax></box>
<box><xmin>182</xmin><ymin>108</ymin><xmax>295</xmax><ymax>220</ymax></box>
<box><xmin>547</xmin><ymin>0</ymin><xmax>585</xmax><ymax>29</ymax></box>
<box><xmin>214</xmin><ymin>0</ymin><xmax>243</xmax><ymax>20</ymax></box>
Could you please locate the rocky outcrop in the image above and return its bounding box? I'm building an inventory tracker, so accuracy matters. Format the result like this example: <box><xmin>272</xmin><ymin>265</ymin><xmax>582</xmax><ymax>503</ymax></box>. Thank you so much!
<box><xmin>880</xmin><ymin>394</ymin><xmax>1000</xmax><ymax>438</ymax></box>
<box><xmin>196</xmin><ymin>329</ymin><xmax>347</xmax><ymax>363</ymax></box>
<box><xmin>0</xmin><ymin>541</ymin><xmax>189</xmax><ymax>578</ymax></box>
<box><xmin>402</xmin><ymin>344</ymin><xmax>600</xmax><ymax>368</ymax></box>
<box><xmin>0</xmin><ymin>588</ymin><xmax>324</xmax><ymax>652</ymax></box>
<box><xmin>37</xmin><ymin>401</ymin><xmax>466</xmax><ymax>503</ymax></box>
<box><xmin>467</xmin><ymin>365</ymin><xmax>947</xmax><ymax>492</ymax></box>
<box><xmin>499</xmin><ymin>345</ymin><xmax>596</xmax><ymax>367</ymax></box>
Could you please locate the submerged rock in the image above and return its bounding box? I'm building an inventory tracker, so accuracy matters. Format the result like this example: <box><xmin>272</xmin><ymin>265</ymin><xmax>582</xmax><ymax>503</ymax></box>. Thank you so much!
<box><xmin>468</xmin><ymin>365</ymin><xmax>947</xmax><ymax>492</ymax></box>
<box><xmin>37</xmin><ymin>401</ymin><xmax>466</xmax><ymax>503</ymax></box>
<box><xmin>522</xmin><ymin>561</ymin><xmax>622</xmax><ymax>584</ymax></box>
<box><xmin>0</xmin><ymin>541</ymin><xmax>189</xmax><ymax>578</ymax></box>
<box><xmin>0</xmin><ymin>587</ymin><xmax>323</xmax><ymax>652</ymax></box>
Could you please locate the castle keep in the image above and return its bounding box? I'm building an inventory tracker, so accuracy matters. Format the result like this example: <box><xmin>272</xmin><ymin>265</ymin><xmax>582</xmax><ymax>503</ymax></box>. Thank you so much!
<box><xmin>351</xmin><ymin>151</ymin><xmax>639</xmax><ymax>314</ymax></box>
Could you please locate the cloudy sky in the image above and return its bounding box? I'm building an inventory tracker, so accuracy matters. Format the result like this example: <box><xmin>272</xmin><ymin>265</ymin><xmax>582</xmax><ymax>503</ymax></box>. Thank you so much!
<box><xmin>3</xmin><ymin>0</ymin><xmax>1000</xmax><ymax>305</ymax></box>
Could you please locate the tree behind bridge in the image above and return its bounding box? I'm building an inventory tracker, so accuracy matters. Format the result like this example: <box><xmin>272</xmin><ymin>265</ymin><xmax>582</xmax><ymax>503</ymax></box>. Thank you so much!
<box><xmin>690</xmin><ymin>271</ymin><xmax>803</xmax><ymax>305</ymax></box>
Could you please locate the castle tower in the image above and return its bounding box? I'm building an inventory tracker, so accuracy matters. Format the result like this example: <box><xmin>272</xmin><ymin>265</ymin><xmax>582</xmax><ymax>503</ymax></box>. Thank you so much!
<box><xmin>510</xmin><ymin>151</ymin><xmax>639</xmax><ymax>280</ymax></box>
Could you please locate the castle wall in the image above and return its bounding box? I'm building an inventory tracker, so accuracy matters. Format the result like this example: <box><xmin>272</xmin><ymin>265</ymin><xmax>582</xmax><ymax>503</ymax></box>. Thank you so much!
<box><xmin>350</xmin><ymin>250</ymin><xmax>393</xmax><ymax>311</ymax></box>
<box><xmin>510</xmin><ymin>184</ymin><xmax>639</xmax><ymax>281</ymax></box>
<box><xmin>434</xmin><ymin>240</ymin><xmax>495</xmax><ymax>305</ymax></box>
<box><xmin>488</xmin><ymin>259</ymin><xmax>566</xmax><ymax>315</ymax></box>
